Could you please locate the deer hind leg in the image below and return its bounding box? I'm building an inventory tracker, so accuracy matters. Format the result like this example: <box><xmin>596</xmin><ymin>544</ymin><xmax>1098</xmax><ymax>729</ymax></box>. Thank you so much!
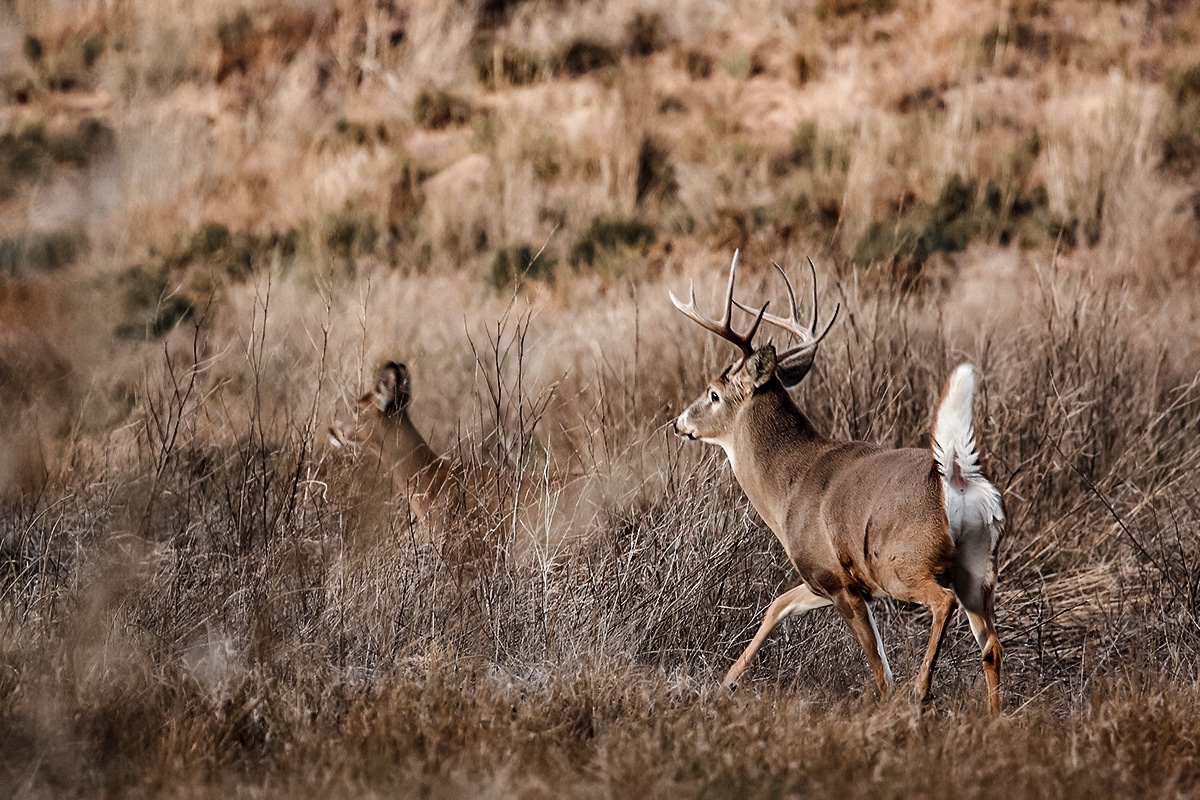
<box><xmin>960</xmin><ymin>583</ymin><xmax>1003</xmax><ymax>717</ymax></box>
<box><xmin>910</xmin><ymin>581</ymin><xmax>958</xmax><ymax>707</ymax></box>
<box><xmin>831</xmin><ymin>589</ymin><xmax>894</xmax><ymax>699</ymax></box>
<box><xmin>953</xmin><ymin>540</ymin><xmax>1004</xmax><ymax>716</ymax></box>
<box><xmin>723</xmin><ymin>584</ymin><xmax>832</xmax><ymax>689</ymax></box>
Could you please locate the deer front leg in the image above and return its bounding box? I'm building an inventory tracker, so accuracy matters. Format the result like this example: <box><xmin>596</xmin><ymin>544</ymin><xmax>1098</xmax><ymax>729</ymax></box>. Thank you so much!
<box><xmin>723</xmin><ymin>583</ymin><xmax>832</xmax><ymax>689</ymax></box>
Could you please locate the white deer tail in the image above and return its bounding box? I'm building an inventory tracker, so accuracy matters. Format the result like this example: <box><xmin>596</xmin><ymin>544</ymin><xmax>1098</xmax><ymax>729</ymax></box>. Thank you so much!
<box><xmin>932</xmin><ymin>364</ymin><xmax>1004</xmax><ymax>549</ymax></box>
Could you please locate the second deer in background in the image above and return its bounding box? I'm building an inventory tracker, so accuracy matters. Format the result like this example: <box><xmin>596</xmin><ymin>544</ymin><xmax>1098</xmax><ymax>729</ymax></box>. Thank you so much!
<box><xmin>330</xmin><ymin>361</ymin><xmax>552</xmax><ymax>564</ymax></box>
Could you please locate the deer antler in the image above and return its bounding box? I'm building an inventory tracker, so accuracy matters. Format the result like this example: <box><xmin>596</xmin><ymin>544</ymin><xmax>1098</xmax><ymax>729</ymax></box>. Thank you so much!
<box><xmin>670</xmin><ymin>250</ymin><xmax>769</xmax><ymax>365</ymax></box>
<box><xmin>734</xmin><ymin>258</ymin><xmax>839</xmax><ymax>362</ymax></box>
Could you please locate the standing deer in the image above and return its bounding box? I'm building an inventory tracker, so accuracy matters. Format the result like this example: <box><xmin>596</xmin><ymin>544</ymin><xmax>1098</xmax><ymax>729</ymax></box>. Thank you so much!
<box><xmin>330</xmin><ymin>362</ymin><xmax>453</xmax><ymax>516</ymax></box>
<box><xmin>328</xmin><ymin>362</ymin><xmax>571</xmax><ymax>563</ymax></box>
<box><xmin>330</xmin><ymin>362</ymin><xmax>519</xmax><ymax>563</ymax></box>
<box><xmin>670</xmin><ymin>253</ymin><xmax>1004</xmax><ymax>715</ymax></box>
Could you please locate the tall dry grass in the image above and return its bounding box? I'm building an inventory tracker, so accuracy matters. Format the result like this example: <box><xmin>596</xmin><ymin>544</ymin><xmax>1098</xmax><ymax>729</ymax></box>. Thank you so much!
<box><xmin>4</xmin><ymin>254</ymin><xmax>1200</xmax><ymax>797</ymax></box>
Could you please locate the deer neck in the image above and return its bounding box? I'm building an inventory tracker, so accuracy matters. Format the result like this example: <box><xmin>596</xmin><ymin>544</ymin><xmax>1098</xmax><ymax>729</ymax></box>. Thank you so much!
<box><xmin>381</xmin><ymin>416</ymin><xmax>445</xmax><ymax>501</ymax></box>
<box><xmin>728</xmin><ymin>385</ymin><xmax>825</xmax><ymax>531</ymax></box>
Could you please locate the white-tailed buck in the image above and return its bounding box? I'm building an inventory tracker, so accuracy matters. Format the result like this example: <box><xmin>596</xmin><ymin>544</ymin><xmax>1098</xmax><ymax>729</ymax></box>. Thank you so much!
<box><xmin>330</xmin><ymin>361</ymin><xmax>525</xmax><ymax>563</ymax></box>
<box><xmin>671</xmin><ymin>253</ymin><xmax>1004</xmax><ymax>715</ymax></box>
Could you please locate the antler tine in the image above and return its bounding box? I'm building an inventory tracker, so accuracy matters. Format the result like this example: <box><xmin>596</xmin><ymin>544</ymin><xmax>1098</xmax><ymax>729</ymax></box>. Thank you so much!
<box><xmin>771</xmin><ymin>260</ymin><xmax>802</xmax><ymax>328</ymax></box>
<box><xmin>816</xmin><ymin>300</ymin><xmax>841</xmax><ymax>342</ymax></box>
<box><xmin>806</xmin><ymin>257</ymin><xmax>820</xmax><ymax>332</ymax></box>
<box><xmin>670</xmin><ymin>250</ymin><xmax>769</xmax><ymax>360</ymax></box>
<box><xmin>733</xmin><ymin>262</ymin><xmax>810</xmax><ymax>342</ymax></box>
<box><xmin>733</xmin><ymin>258</ymin><xmax>839</xmax><ymax>359</ymax></box>
<box><xmin>797</xmin><ymin>257</ymin><xmax>842</xmax><ymax>346</ymax></box>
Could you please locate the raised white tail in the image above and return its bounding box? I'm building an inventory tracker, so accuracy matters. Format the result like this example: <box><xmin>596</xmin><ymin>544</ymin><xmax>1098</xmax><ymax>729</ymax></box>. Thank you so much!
<box><xmin>933</xmin><ymin>364</ymin><xmax>1004</xmax><ymax>545</ymax></box>
<box><xmin>932</xmin><ymin>363</ymin><xmax>1004</xmax><ymax>682</ymax></box>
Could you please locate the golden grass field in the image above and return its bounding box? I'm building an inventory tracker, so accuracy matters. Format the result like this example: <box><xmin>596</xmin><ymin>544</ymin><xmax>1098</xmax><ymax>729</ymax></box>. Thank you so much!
<box><xmin>3</xmin><ymin>0</ymin><xmax>1200</xmax><ymax>796</ymax></box>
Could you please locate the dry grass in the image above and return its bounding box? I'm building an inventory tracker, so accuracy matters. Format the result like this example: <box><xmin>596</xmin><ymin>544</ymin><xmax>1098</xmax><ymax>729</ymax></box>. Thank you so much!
<box><xmin>4</xmin><ymin>259</ymin><xmax>1200</xmax><ymax>797</ymax></box>
<box><xmin>3</xmin><ymin>0</ymin><xmax>1200</xmax><ymax>797</ymax></box>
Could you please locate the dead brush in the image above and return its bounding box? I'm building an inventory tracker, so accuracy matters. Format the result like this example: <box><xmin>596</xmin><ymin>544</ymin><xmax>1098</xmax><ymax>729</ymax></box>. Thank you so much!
<box><xmin>2</xmin><ymin>254</ymin><xmax>1200</xmax><ymax>795</ymax></box>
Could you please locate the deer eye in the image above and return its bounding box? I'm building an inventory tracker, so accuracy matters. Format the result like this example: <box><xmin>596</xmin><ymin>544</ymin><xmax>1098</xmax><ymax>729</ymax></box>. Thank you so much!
<box><xmin>709</xmin><ymin>391</ymin><xmax>720</xmax><ymax>403</ymax></box>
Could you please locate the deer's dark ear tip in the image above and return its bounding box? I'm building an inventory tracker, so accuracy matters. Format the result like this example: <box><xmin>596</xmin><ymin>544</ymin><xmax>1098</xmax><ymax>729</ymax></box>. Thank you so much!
<box><xmin>376</xmin><ymin>362</ymin><xmax>412</xmax><ymax>390</ymax></box>
<box><xmin>775</xmin><ymin>348</ymin><xmax>815</xmax><ymax>388</ymax></box>
<box><xmin>369</xmin><ymin>361</ymin><xmax>409</xmax><ymax>414</ymax></box>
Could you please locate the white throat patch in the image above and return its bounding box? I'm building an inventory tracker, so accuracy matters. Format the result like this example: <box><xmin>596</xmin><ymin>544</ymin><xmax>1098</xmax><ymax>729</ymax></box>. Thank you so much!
<box><xmin>718</xmin><ymin>441</ymin><xmax>739</xmax><ymax>473</ymax></box>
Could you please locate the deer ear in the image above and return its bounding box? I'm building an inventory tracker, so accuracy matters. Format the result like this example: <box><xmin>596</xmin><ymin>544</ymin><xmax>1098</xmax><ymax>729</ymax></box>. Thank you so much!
<box><xmin>775</xmin><ymin>346</ymin><xmax>815</xmax><ymax>388</ymax></box>
<box><xmin>738</xmin><ymin>346</ymin><xmax>778</xmax><ymax>391</ymax></box>
<box><xmin>373</xmin><ymin>362</ymin><xmax>412</xmax><ymax>416</ymax></box>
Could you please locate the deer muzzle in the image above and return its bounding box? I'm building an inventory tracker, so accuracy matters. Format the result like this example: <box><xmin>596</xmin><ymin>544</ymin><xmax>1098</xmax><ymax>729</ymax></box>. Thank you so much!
<box><xmin>328</xmin><ymin>424</ymin><xmax>349</xmax><ymax>448</ymax></box>
<box><xmin>672</xmin><ymin>415</ymin><xmax>698</xmax><ymax>440</ymax></box>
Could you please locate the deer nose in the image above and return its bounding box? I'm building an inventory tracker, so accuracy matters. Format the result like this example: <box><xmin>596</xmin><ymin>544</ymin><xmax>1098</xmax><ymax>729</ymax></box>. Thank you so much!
<box><xmin>672</xmin><ymin>416</ymin><xmax>695</xmax><ymax>439</ymax></box>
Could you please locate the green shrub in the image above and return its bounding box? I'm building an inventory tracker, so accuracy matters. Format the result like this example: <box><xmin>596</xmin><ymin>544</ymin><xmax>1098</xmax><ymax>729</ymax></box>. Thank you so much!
<box><xmin>1</xmin><ymin>72</ymin><xmax>35</xmax><ymax>105</ymax></box>
<box><xmin>767</xmin><ymin>121</ymin><xmax>851</xmax><ymax>183</ymax></box>
<box><xmin>111</xmin><ymin>222</ymin><xmax>299</xmax><ymax>338</ymax></box>
<box><xmin>25</xmin><ymin>25</ymin><xmax>107</xmax><ymax>92</ymax></box>
<box><xmin>521</xmin><ymin>133</ymin><xmax>564</xmax><ymax>183</ymax></box>
<box><xmin>488</xmin><ymin>243</ymin><xmax>556</xmax><ymax>289</ymax></box>
<box><xmin>0</xmin><ymin>127</ymin><xmax>49</xmax><ymax>196</ymax></box>
<box><xmin>625</xmin><ymin>12</ymin><xmax>669</xmax><ymax>58</ymax></box>
<box><xmin>0</xmin><ymin>230</ymin><xmax>87</xmax><ymax>276</ymax></box>
<box><xmin>218</xmin><ymin>8</ymin><xmax>254</xmax><ymax>49</ymax></box>
<box><xmin>22</xmin><ymin>35</ymin><xmax>43</xmax><ymax>63</ymax></box>
<box><xmin>855</xmin><ymin>174</ymin><xmax>1074</xmax><ymax>269</ymax></box>
<box><xmin>636</xmin><ymin>137</ymin><xmax>677</xmax><ymax>205</ymax></box>
<box><xmin>552</xmin><ymin>38</ymin><xmax>617</xmax><ymax>78</ymax></box>
<box><xmin>150</xmin><ymin>294</ymin><xmax>199</xmax><ymax>337</ymax></box>
<box><xmin>320</xmin><ymin>118</ymin><xmax>379</xmax><ymax>152</ymax></box>
<box><xmin>816</xmin><ymin>0</ymin><xmax>897</xmax><ymax>19</ymax></box>
<box><xmin>113</xmin><ymin>264</ymin><xmax>199</xmax><ymax>340</ymax></box>
<box><xmin>769</xmin><ymin>122</ymin><xmax>819</xmax><ymax>176</ymax></box>
<box><xmin>478</xmin><ymin>0</ymin><xmax>532</xmax><ymax>27</ymax></box>
<box><xmin>316</xmin><ymin>118</ymin><xmax>391</xmax><ymax>155</ymax></box>
<box><xmin>1159</xmin><ymin>64</ymin><xmax>1200</xmax><ymax>175</ymax></box>
<box><xmin>322</xmin><ymin>210</ymin><xmax>378</xmax><ymax>273</ymax></box>
<box><xmin>475</xmin><ymin>35</ymin><xmax>620</xmax><ymax>87</ymax></box>
<box><xmin>413</xmin><ymin>88</ymin><xmax>473</xmax><ymax>129</ymax></box>
<box><xmin>82</xmin><ymin>34</ymin><xmax>105</xmax><ymax>68</ymax></box>
<box><xmin>571</xmin><ymin>216</ymin><xmax>656</xmax><ymax>271</ymax></box>
<box><xmin>472</xmin><ymin>42</ymin><xmax>542</xmax><ymax>87</ymax></box>
<box><xmin>188</xmin><ymin>222</ymin><xmax>246</xmax><ymax>280</ymax></box>
<box><xmin>0</xmin><ymin>119</ymin><xmax>116</xmax><ymax>198</ymax></box>
<box><xmin>178</xmin><ymin>222</ymin><xmax>297</xmax><ymax>281</ymax></box>
<box><xmin>51</xmin><ymin>118</ymin><xmax>116</xmax><ymax>165</ymax></box>
<box><xmin>189</xmin><ymin>221</ymin><xmax>233</xmax><ymax>257</ymax></box>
